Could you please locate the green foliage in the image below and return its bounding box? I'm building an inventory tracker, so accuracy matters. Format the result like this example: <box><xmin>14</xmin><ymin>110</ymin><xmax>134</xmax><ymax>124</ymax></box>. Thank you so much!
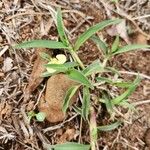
<box><xmin>98</xmin><ymin>121</ymin><xmax>121</xmax><ymax>131</ymax></box>
<box><xmin>15</xmin><ymin>8</ymin><xmax>150</xmax><ymax>150</ymax></box>
<box><xmin>63</xmin><ymin>85</ymin><xmax>80</xmax><ymax>112</ymax></box>
<box><xmin>45</xmin><ymin>142</ymin><xmax>90</xmax><ymax>150</ymax></box>
<box><xmin>57</xmin><ymin>8</ymin><xmax>69</xmax><ymax>46</ymax></box>
<box><xmin>74</xmin><ymin>19</ymin><xmax>121</xmax><ymax>51</ymax></box>
<box><xmin>112</xmin><ymin>75</ymin><xmax>140</xmax><ymax>105</ymax></box>
<box><xmin>111</xmin><ymin>35</ymin><xmax>120</xmax><ymax>53</ymax></box>
<box><xmin>35</xmin><ymin>112</ymin><xmax>46</xmax><ymax>122</ymax></box>
<box><xmin>82</xmin><ymin>60</ymin><xmax>104</xmax><ymax>76</ymax></box>
<box><xmin>82</xmin><ymin>87</ymin><xmax>90</xmax><ymax>120</ymax></box>
<box><xmin>28</xmin><ymin>111</ymin><xmax>46</xmax><ymax>122</ymax></box>
<box><xmin>67</xmin><ymin>69</ymin><xmax>93</xmax><ymax>89</ymax></box>
<box><xmin>112</xmin><ymin>44</ymin><xmax>150</xmax><ymax>55</ymax></box>
<box><xmin>14</xmin><ymin>40</ymin><xmax>68</xmax><ymax>49</ymax></box>
<box><xmin>91</xmin><ymin>35</ymin><xmax>108</xmax><ymax>55</ymax></box>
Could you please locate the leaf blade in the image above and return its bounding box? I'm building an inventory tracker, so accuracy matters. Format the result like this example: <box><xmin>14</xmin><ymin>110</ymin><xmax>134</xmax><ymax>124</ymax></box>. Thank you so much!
<box><xmin>54</xmin><ymin>142</ymin><xmax>90</xmax><ymax>150</ymax></box>
<box><xmin>14</xmin><ymin>40</ymin><xmax>68</xmax><ymax>49</ymax></box>
<box><xmin>82</xmin><ymin>60</ymin><xmax>104</xmax><ymax>76</ymax></box>
<box><xmin>82</xmin><ymin>87</ymin><xmax>90</xmax><ymax>120</ymax></box>
<box><xmin>63</xmin><ymin>85</ymin><xmax>79</xmax><ymax>112</ymax></box>
<box><xmin>91</xmin><ymin>35</ymin><xmax>108</xmax><ymax>55</ymax></box>
<box><xmin>57</xmin><ymin>8</ymin><xmax>69</xmax><ymax>46</ymax></box>
<box><xmin>67</xmin><ymin>69</ymin><xmax>93</xmax><ymax>88</ymax></box>
<box><xmin>112</xmin><ymin>75</ymin><xmax>140</xmax><ymax>105</ymax></box>
<box><xmin>97</xmin><ymin>121</ymin><xmax>121</xmax><ymax>131</ymax></box>
<box><xmin>74</xmin><ymin>19</ymin><xmax>121</xmax><ymax>51</ymax></box>
<box><xmin>113</xmin><ymin>44</ymin><xmax>150</xmax><ymax>55</ymax></box>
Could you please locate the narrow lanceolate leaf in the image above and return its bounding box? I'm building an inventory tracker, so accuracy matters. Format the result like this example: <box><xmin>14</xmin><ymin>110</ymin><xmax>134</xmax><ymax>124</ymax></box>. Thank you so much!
<box><xmin>57</xmin><ymin>8</ymin><xmax>69</xmax><ymax>46</ymax></box>
<box><xmin>97</xmin><ymin>121</ymin><xmax>121</xmax><ymax>131</ymax></box>
<box><xmin>96</xmin><ymin>77</ymin><xmax>132</xmax><ymax>88</ymax></box>
<box><xmin>45</xmin><ymin>62</ymin><xmax>79</xmax><ymax>73</ymax></box>
<box><xmin>74</xmin><ymin>19</ymin><xmax>121</xmax><ymax>51</ymax></box>
<box><xmin>41</xmin><ymin>71</ymin><xmax>52</xmax><ymax>77</ymax></box>
<box><xmin>82</xmin><ymin>87</ymin><xmax>90</xmax><ymax>120</ymax></box>
<box><xmin>91</xmin><ymin>35</ymin><xmax>108</xmax><ymax>55</ymax></box>
<box><xmin>82</xmin><ymin>60</ymin><xmax>104</xmax><ymax>76</ymax></box>
<box><xmin>14</xmin><ymin>40</ymin><xmax>68</xmax><ymax>49</ymax></box>
<box><xmin>63</xmin><ymin>85</ymin><xmax>79</xmax><ymax>112</ymax></box>
<box><xmin>112</xmin><ymin>75</ymin><xmax>140</xmax><ymax>105</ymax></box>
<box><xmin>45</xmin><ymin>63</ymin><xmax>68</xmax><ymax>73</ymax></box>
<box><xmin>52</xmin><ymin>142</ymin><xmax>90</xmax><ymax>150</ymax></box>
<box><xmin>113</xmin><ymin>44</ymin><xmax>150</xmax><ymax>55</ymax></box>
<box><xmin>67</xmin><ymin>69</ymin><xmax>93</xmax><ymax>89</ymax></box>
<box><xmin>111</xmin><ymin>35</ymin><xmax>119</xmax><ymax>52</ymax></box>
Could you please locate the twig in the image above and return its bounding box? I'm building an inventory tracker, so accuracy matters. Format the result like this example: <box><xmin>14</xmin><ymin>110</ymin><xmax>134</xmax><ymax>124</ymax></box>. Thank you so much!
<box><xmin>119</xmin><ymin>71</ymin><xmax>150</xmax><ymax>80</ymax></box>
<box><xmin>43</xmin><ymin>114</ymin><xmax>78</xmax><ymax>133</ymax></box>
<box><xmin>132</xmin><ymin>14</ymin><xmax>150</xmax><ymax>20</ymax></box>
<box><xmin>0</xmin><ymin>45</ymin><xmax>9</xmax><ymax>57</ymax></box>
<box><xmin>133</xmin><ymin>100</ymin><xmax>150</xmax><ymax>106</ymax></box>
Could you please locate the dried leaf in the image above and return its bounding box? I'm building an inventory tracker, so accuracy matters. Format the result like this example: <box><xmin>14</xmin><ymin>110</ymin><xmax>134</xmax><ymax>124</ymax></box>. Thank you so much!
<box><xmin>38</xmin><ymin>74</ymin><xmax>78</xmax><ymax>123</ymax></box>
<box><xmin>107</xmin><ymin>20</ymin><xmax>130</xmax><ymax>44</ymax></box>
<box><xmin>57</xmin><ymin>129</ymin><xmax>76</xmax><ymax>144</ymax></box>
<box><xmin>24</xmin><ymin>48</ymin><xmax>52</xmax><ymax>101</ymax></box>
<box><xmin>2</xmin><ymin>57</ymin><xmax>13</xmax><ymax>72</ymax></box>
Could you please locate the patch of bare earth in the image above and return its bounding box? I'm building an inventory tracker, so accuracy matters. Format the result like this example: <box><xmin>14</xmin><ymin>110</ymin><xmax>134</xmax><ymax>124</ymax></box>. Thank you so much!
<box><xmin>0</xmin><ymin>0</ymin><xmax>150</xmax><ymax>150</ymax></box>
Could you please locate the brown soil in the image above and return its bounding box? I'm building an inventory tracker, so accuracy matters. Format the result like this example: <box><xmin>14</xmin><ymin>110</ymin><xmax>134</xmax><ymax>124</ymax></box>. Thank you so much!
<box><xmin>0</xmin><ymin>0</ymin><xmax>150</xmax><ymax>150</ymax></box>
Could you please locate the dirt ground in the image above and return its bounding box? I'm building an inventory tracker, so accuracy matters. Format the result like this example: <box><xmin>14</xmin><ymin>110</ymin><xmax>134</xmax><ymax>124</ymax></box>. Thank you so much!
<box><xmin>0</xmin><ymin>0</ymin><xmax>150</xmax><ymax>150</ymax></box>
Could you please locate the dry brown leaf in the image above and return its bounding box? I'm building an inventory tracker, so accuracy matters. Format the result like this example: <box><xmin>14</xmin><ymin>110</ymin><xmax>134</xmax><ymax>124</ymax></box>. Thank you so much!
<box><xmin>107</xmin><ymin>20</ymin><xmax>130</xmax><ymax>44</ymax></box>
<box><xmin>135</xmin><ymin>33</ymin><xmax>147</xmax><ymax>45</ymax></box>
<box><xmin>2</xmin><ymin>57</ymin><xmax>13</xmax><ymax>72</ymax></box>
<box><xmin>24</xmin><ymin>48</ymin><xmax>52</xmax><ymax>101</ymax></box>
<box><xmin>38</xmin><ymin>74</ymin><xmax>78</xmax><ymax>123</ymax></box>
<box><xmin>57</xmin><ymin>128</ymin><xmax>76</xmax><ymax>144</ymax></box>
<box><xmin>0</xmin><ymin>101</ymin><xmax>12</xmax><ymax>120</ymax></box>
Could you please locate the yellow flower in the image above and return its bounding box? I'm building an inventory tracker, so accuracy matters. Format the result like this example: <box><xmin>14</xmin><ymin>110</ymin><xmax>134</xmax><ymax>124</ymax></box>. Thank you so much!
<box><xmin>46</xmin><ymin>54</ymin><xmax>67</xmax><ymax>73</ymax></box>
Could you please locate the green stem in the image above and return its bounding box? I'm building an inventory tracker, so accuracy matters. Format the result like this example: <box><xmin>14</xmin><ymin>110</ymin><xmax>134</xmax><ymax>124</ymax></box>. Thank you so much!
<box><xmin>70</xmin><ymin>50</ymin><xmax>85</xmax><ymax>69</ymax></box>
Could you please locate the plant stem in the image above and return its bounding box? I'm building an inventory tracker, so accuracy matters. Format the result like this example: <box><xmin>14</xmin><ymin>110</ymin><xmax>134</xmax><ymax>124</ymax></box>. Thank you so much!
<box><xmin>70</xmin><ymin>49</ymin><xmax>97</xmax><ymax>150</ymax></box>
<box><xmin>70</xmin><ymin>50</ymin><xmax>85</xmax><ymax>69</ymax></box>
<box><xmin>90</xmin><ymin>107</ymin><xmax>97</xmax><ymax>150</ymax></box>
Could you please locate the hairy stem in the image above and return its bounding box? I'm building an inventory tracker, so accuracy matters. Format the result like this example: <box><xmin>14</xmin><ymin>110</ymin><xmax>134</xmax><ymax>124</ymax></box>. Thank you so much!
<box><xmin>70</xmin><ymin>50</ymin><xmax>85</xmax><ymax>69</ymax></box>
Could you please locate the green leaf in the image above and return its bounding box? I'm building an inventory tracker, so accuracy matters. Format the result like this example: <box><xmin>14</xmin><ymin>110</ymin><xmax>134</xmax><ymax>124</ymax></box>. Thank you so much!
<box><xmin>82</xmin><ymin>87</ymin><xmax>90</xmax><ymax>120</ymax></box>
<box><xmin>82</xmin><ymin>60</ymin><xmax>104</xmax><ymax>76</ymax></box>
<box><xmin>91</xmin><ymin>35</ymin><xmax>108</xmax><ymax>55</ymax></box>
<box><xmin>73</xmin><ymin>106</ymin><xmax>82</xmax><ymax>116</ymax></box>
<box><xmin>67</xmin><ymin>69</ymin><xmax>93</xmax><ymax>89</ymax></box>
<box><xmin>97</xmin><ymin>121</ymin><xmax>121</xmax><ymax>131</ymax></box>
<box><xmin>96</xmin><ymin>76</ymin><xmax>113</xmax><ymax>84</ymax></box>
<box><xmin>118</xmin><ymin>100</ymin><xmax>135</xmax><ymax>110</ymax></box>
<box><xmin>45</xmin><ymin>64</ymin><xmax>68</xmax><ymax>73</ymax></box>
<box><xmin>35</xmin><ymin>112</ymin><xmax>46</xmax><ymax>122</ymax></box>
<box><xmin>41</xmin><ymin>71</ymin><xmax>52</xmax><ymax>77</ymax></box>
<box><xmin>96</xmin><ymin>77</ymin><xmax>132</xmax><ymax>88</ymax></box>
<box><xmin>111</xmin><ymin>35</ymin><xmax>119</xmax><ymax>52</ymax></box>
<box><xmin>53</xmin><ymin>142</ymin><xmax>90</xmax><ymax>150</ymax></box>
<box><xmin>57</xmin><ymin>8</ymin><xmax>69</xmax><ymax>46</ymax></box>
<box><xmin>27</xmin><ymin>111</ymin><xmax>35</xmax><ymax>121</ymax></box>
<box><xmin>45</xmin><ymin>62</ymin><xmax>78</xmax><ymax>73</ymax></box>
<box><xmin>39</xmin><ymin>52</ymin><xmax>51</xmax><ymax>61</ymax></box>
<box><xmin>112</xmin><ymin>75</ymin><xmax>140</xmax><ymax>105</ymax></box>
<box><xmin>14</xmin><ymin>40</ymin><xmax>68</xmax><ymax>49</ymax></box>
<box><xmin>63</xmin><ymin>85</ymin><xmax>79</xmax><ymax>112</ymax></box>
<box><xmin>113</xmin><ymin>44</ymin><xmax>150</xmax><ymax>55</ymax></box>
<box><xmin>74</xmin><ymin>19</ymin><xmax>121</xmax><ymax>51</ymax></box>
